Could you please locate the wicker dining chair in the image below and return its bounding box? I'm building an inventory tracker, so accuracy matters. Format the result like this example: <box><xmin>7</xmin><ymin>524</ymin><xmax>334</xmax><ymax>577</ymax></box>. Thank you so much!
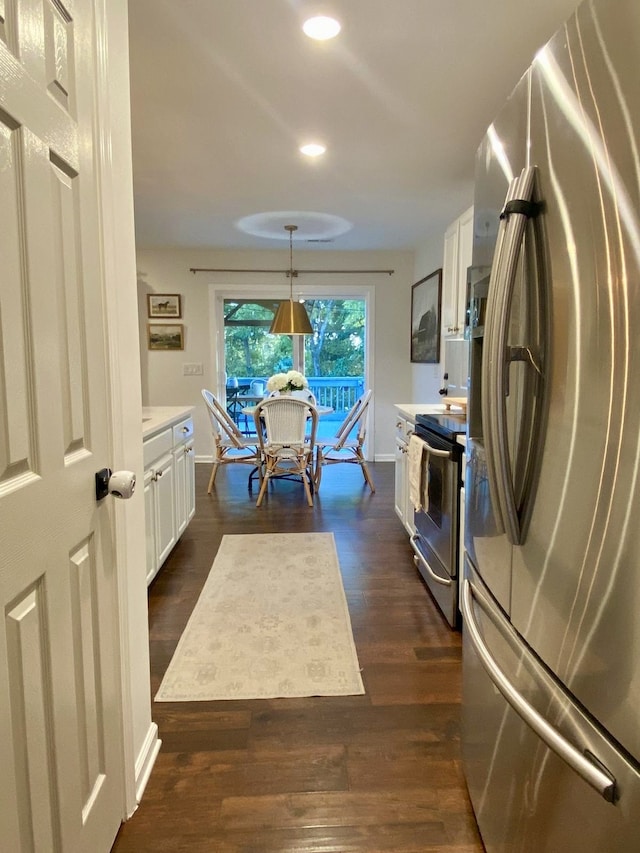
<box><xmin>252</xmin><ymin>396</ymin><xmax>318</xmax><ymax>507</ymax></box>
<box><xmin>201</xmin><ymin>389</ymin><xmax>261</xmax><ymax>492</ymax></box>
<box><xmin>315</xmin><ymin>389</ymin><xmax>375</xmax><ymax>492</ymax></box>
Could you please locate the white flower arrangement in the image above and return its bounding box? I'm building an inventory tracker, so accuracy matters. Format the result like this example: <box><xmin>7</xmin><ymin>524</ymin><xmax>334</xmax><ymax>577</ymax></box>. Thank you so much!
<box><xmin>266</xmin><ymin>370</ymin><xmax>308</xmax><ymax>393</ymax></box>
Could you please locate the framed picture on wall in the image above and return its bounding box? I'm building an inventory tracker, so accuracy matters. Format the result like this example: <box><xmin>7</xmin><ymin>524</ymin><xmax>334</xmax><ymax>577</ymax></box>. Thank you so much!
<box><xmin>410</xmin><ymin>269</ymin><xmax>442</xmax><ymax>363</ymax></box>
<box><xmin>147</xmin><ymin>293</ymin><xmax>182</xmax><ymax>318</ymax></box>
<box><xmin>148</xmin><ymin>324</ymin><xmax>184</xmax><ymax>350</ymax></box>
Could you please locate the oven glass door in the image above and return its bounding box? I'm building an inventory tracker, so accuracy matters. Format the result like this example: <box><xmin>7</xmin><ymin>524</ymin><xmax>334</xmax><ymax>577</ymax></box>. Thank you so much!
<box><xmin>414</xmin><ymin>430</ymin><xmax>459</xmax><ymax>578</ymax></box>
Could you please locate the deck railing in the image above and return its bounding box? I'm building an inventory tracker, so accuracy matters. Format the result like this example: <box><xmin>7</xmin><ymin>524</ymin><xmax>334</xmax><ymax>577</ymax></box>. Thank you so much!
<box><xmin>233</xmin><ymin>376</ymin><xmax>364</xmax><ymax>415</ymax></box>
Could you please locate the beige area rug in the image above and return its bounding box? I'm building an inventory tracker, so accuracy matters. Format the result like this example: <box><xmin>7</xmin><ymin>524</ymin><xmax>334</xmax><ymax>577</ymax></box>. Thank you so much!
<box><xmin>155</xmin><ymin>532</ymin><xmax>364</xmax><ymax>701</ymax></box>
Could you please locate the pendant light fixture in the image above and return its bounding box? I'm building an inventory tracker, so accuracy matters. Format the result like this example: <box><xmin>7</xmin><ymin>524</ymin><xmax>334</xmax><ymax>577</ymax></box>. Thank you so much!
<box><xmin>269</xmin><ymin>224</ymin><xmax>314</xmax><ymax>335</ymax></box>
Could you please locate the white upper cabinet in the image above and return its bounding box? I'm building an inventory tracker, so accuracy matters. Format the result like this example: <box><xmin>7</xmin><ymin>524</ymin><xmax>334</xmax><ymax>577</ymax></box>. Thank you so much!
<box><xmin>442</xmin><ymin>206</ymin><xmax>474</xmax><ymax>338</ymax></box>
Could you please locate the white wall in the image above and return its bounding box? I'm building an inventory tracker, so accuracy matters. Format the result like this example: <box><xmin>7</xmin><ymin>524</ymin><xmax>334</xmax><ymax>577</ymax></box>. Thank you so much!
<box><xmin>136</xmin><ymin>247</ymin><xmax>416</xmax><ymax>460</ymax></box>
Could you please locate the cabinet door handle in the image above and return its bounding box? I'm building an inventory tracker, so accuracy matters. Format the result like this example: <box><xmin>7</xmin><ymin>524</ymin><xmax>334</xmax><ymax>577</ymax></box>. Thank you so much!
<box><xmin>182</xmin><ymin>426</ymin><xmax>189</xmax><ymax>433</ymax></box>
<box><xmin>156</xmin><ymin>469</ymin><xmax>163</xmax><ymax>479</ymax></box>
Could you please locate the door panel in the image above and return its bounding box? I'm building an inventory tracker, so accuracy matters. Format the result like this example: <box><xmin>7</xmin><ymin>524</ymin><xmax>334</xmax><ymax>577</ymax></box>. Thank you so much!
<box><xmin>7</xmin><ymin>586</ymin><xmax>59</xmax><ymax>851</ymax></box>
<box><xmin>0</xmin><ymin>1</ymin><xmax>124</xmax><ymax>851</ymax></box>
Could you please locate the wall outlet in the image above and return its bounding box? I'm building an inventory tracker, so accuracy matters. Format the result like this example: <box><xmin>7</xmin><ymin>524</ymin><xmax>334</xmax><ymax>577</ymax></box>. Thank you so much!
<box><xmin>183</xmin><ymin>363</ymin><xmax>203</xmax><ymax>376</ymax></box>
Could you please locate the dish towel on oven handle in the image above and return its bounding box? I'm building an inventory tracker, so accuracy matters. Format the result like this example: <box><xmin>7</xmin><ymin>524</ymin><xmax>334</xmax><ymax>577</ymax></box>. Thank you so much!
<box><xmin>408</xmin><ymin>434</ymin><xmax>429</xmax><ymax>512</ymax></box>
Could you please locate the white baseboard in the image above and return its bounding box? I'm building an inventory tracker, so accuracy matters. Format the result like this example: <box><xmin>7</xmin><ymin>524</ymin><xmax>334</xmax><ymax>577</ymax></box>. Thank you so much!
<box><xmin>131</xmin><ymin>723</ymin><xmax>161</xmax><ymax>814</ymax></box>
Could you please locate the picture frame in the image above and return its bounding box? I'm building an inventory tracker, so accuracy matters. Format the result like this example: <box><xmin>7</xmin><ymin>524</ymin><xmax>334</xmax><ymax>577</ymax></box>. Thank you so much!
<box><xmin>410</xmin><ymin>268</ymin><xmax>442</xmax><ymax>363</ymax></box>
<box><xmin>148</xmin><ymin>323</ymin><xmax>184</xmax><ymax>351</ymax></box>
<box><xmin>147</xmin><ymin>293</ymin><xmax>182</xmax><ymax>319</ymax></box>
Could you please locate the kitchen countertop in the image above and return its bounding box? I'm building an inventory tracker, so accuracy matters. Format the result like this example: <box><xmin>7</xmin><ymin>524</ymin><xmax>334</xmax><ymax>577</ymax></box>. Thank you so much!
<box><xmin>394</xmin><ymin>402</ymin><xmax>467</xmax><ymax>421</ymax></box>
<box><xmin>395</xmin><ymin>403</ymin><xmax>468</xmax><ymax>450</ymax></box>
<box><xmin>142</xmin><ymin>406</ymin><xmax>194</xmax><ymax>439</ymax></box>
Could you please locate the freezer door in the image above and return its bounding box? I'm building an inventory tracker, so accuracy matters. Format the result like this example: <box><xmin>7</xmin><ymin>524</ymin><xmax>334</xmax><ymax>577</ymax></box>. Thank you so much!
<box><xmin>462</xmin><ymin>558</ymin><xmax>640</xmax><ymax>852</ymax></box>
<box><xmin>466</xmin><ymin>70</ymin><xmax>531</xmax><ymax>612</ymax></box>
<box><xmin>511</xmin><ymin>0</ymin><xmax>640</xmax><ymax>765</ymax></box>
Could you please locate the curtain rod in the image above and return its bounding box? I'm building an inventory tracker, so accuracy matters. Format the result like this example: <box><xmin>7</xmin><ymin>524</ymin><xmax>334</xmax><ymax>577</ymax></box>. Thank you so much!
<box><xmin>189</xmin><ymin>267</ymin><xmax>394</xmax><ymax>276</ymax></box>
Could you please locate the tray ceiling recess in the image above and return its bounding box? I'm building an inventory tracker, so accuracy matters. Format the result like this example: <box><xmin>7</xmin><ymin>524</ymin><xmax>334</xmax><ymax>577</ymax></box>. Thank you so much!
<box><xmin>190</xmin><ymin>210</ymin><xmax>394</xmax><ymax>276</ymax></box>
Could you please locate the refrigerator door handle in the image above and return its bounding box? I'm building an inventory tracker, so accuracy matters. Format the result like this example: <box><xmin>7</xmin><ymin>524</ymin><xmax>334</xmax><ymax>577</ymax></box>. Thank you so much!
<box><xmin>461</xmin><ymin>579</ymin><xmax>617</xmax><ymax>803</ymax></box>
<box><xmin>481</xmin><ymin>166</ymin><xmax>538</xmax><ymax>546</ymax></box>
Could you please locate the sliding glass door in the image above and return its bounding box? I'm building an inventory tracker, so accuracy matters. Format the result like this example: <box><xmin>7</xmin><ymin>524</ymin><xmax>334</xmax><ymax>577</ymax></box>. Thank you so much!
<box><xmin>224</xmin><ymin>298</ymin><xmax>365</xmax><ymax>404</ymax></box>
<box><xmin>215</xmin><ymin>286</ymin><xmax>371</xmax><ymax>440</ymax></box>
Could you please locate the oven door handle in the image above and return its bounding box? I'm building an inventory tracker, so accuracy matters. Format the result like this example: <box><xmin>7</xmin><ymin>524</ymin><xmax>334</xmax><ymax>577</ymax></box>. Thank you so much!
<box><xmin>418</xmin><ymin>439</ymin><xmax>452</xmax><ymax>460</ymax></box>
<box><xmin>410</xmin><ymin>535</ymin><xmax>452</xmax><ymax>587</ymax></box>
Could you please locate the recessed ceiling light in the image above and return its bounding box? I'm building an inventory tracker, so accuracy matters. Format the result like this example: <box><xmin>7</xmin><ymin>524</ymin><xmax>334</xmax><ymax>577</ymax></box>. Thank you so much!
<box><xmin>302</xmin><ymin>16</ymin><xmax>341</xmax><ymax>41</ymax></box>
<box><xmin>300</xmin><ymin>143</ymin><xmax>326</xmax><ymax>157</ymax></box>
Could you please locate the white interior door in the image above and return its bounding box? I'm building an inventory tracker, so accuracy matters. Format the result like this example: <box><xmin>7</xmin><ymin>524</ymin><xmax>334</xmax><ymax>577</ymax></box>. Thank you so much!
<box><xmin>0</xmin><ymin>1</ymin><xmax>124</xmax><ymax>850</ymax></box>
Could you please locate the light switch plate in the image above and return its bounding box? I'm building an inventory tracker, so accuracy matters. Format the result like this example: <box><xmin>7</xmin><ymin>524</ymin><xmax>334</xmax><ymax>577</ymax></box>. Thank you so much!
<box><xmin>183</xmin><ymin>363</ymin><xmax>203</xmax><ymax>376</ymax></box>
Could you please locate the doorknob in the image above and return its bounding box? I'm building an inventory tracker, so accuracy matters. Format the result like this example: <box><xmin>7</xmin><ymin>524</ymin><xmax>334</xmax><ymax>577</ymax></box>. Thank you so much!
<box><xmin>95</xmin><ymin>468</ymin><xmax>137</xmax><ymax>501</ymax></box>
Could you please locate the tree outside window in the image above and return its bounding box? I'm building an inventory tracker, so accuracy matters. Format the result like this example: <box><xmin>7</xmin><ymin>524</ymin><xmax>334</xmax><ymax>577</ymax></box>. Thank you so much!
<box><xmin>224</xmin><ymin>298</ymin><xmax>365</xmax><ymax>379</ymax></box>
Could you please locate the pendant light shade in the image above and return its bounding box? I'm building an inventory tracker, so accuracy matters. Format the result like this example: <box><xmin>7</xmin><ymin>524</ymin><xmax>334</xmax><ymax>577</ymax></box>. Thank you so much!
<box><xmin>269</xmin><ymin>225</ymin><xmax>313</xmax><ymax>335</ymax></box>
<box><xmin>269</xmin><ymin>299</ymin><xmax>313</xmax><ymax>334</ymax></box>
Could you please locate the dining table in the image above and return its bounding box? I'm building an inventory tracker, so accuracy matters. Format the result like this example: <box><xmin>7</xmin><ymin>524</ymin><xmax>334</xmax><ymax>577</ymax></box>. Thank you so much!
<box><xmin>227</xmin><ymin>391</ymin><xmax>268</xmax><ymax>433</ymax></box>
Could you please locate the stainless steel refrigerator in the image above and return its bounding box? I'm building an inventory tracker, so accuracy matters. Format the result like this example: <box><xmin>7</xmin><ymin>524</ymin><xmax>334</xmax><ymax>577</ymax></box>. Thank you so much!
<box><xmin>462</xmin><ymin>0</ymin><xmax>640</xmax><ymax>849</ymax></box>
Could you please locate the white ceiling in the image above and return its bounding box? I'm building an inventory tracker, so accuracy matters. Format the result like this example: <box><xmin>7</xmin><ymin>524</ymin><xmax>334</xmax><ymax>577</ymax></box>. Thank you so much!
<box><xmin>127</xmin><ymin>0</ymin><xmax>579</xmax><ymax>252</ymax></box>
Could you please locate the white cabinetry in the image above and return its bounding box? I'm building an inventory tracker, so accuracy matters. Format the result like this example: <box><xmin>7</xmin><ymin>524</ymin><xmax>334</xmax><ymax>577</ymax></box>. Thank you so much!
<box><xmin>143</xmin><ymin>412</ymin><xmax>195</xmax><ymax>585</ymax></box>
<box><xmin>442</xmin><ymin>206</ymin><xmax>474</xmax><ymax>338</ymax></box>
<box><xmin>394</xmin><ymin>414</ymin><xmax>416</xmax><ymax>535</ymax></box>
<box><xmin>172</xmin><ymin>418</ymin><xmax>196</xmax><ymax>538</ymax></box>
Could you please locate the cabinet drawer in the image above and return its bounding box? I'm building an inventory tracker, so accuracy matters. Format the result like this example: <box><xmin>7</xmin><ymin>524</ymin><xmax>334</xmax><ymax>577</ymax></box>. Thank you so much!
<box><xmin>395</xmin><ymin>417</ymin><xmax>415</xmax><ymax>442</ymax></box>
<box><xmin>143</xmin><ymin>427</ymin><xmax>173</xmax><ymax>467</ymax></box>
<box><xmin>173</xmin><ymin>417</ymin><xmax>194</xmax><ymax>445</ymax></box>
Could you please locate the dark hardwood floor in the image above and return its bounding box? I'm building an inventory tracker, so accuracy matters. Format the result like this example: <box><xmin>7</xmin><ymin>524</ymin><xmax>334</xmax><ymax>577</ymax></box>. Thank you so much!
<box><xmin>111</xmin><ymin>461</ymin><xmax>483</xmax><ymax>852</ymax></box>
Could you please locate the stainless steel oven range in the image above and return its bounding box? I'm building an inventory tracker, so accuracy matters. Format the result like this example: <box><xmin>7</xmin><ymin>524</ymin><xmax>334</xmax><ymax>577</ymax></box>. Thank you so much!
<box><xmin>410</xmin><ymin>412</ymin><xmax>465</xmax><ymax>628</ymax></box>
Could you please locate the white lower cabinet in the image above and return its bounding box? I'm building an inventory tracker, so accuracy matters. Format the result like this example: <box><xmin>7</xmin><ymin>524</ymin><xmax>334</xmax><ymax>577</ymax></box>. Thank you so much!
<box><xmin>143</xmin><ymin>468</ymin><xmax>158</xmax><ymax>583</ymax></box>
<box><xmin>394</xmin><ymin>433</ymin><xmax>405</xmax><ymax>522</ymax></box>
<box><xmin>144</xmin><ymin>413</ymin><xmax>195</xmax><ymax>585</ymax></box>
<box><xmin>394</xmin><ymin>414</ymin><xmax>416</xmax><ymax>535</ymax></box>
<box><xmin>174</xmin><ymin>437</ymin><xmax>196</xmax><ymax>538</ymax></box>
